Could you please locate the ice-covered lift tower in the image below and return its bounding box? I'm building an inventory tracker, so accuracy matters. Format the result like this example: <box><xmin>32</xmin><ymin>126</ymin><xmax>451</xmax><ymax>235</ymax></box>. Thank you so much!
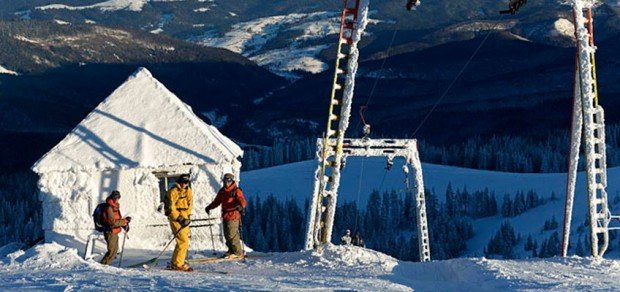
<box><xmin>303</xmin><ymin>0</ymin><xmax>431</xmax><ymax>262</ymax></box>
<box><xmin>562</xmin><ymin>0</ymin><xmax>619</xmax><ymax>257</ymax></box>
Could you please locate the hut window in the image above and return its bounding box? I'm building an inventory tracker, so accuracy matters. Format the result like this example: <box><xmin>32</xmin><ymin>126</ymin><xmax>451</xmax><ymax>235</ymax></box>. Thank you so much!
<box><xmin>153</xmin><ymin>172</ymin><xmax>181</xmax><ymax>203</ymax></box>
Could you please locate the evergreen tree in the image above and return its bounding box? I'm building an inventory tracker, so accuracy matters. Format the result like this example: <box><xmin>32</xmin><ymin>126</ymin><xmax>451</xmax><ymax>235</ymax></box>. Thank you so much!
<box><xmin>575</xmin><ymin>235</ymin><xmax>586</xmax><ymax>257</ymax></box>
<box><xmin>524</xmin><ymin>234</ymin><xmax>535</xmax><ymax>251</ymax></box>
<box><xmin>445</xmin><ymin>183</ymin><xmax>456</xmax><ymax>217</ymax></box>
<box><xmin>501</xmin><ymin>194</ymin><xmax>513</xmax><ymax>217</ymax></box>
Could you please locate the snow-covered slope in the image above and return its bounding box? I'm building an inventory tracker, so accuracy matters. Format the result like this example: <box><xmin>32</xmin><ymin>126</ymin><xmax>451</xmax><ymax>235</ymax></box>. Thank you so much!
<box><xmin>0</xmin><ymin>242</ymin><xmax>618</xmax><ymax>290</ymax></box>
<box><xmin>242</xmin><ymin>158</ymin><xmax>617</xmax><ymax>205</ymax></box>
<box><xmin>242</xmin><ymin>158</ymin><xmax>620</xmax><ymax>257</ymax></box>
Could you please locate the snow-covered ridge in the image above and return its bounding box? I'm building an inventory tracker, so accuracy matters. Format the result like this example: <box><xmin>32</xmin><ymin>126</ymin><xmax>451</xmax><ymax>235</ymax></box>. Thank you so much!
<box><xmin>191</xmin><ymin>11</ymin><xmax>379</xmax><ymax>80</ymax></box>
<box><xmin>37</xmin><ymin>0</ymin><xmax>150</xmax><ymax>12</ymax></box>
<box><xmin>36</xmin><ymin>0</ymin><xmax>189</xmax><ymax>12</ymax></box>
<box><xmin>193</xmin><ymin>11</ymin><xmax>340</xmax><ymax>55</ymax></box>
<box><xmin>0</xmin><ymin>65</ymin><xmax>19</xmax><ymax>75</ymax></box>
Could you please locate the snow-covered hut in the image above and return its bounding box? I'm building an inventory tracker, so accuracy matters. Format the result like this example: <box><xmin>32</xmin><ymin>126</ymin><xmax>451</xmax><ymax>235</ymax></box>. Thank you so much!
<box><xmin>31</xmin><ymin>67</ymin><xmax>243</xmax><ymax>251</ymax></box>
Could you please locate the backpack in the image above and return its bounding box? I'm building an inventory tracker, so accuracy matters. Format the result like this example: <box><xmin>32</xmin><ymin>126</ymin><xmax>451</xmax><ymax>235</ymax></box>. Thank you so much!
<box><xmin>164</xmin><ymin>190</ymin><xmax>172</xmax><ymax>216</ymax></box>
<box><xmin>93</xmin><ymin>203</ymin><xmax>110</xmax><ymax>232</ymax></box>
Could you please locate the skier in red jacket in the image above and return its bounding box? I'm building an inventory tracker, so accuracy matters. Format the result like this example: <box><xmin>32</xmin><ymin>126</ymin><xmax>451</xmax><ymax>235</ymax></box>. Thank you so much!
<box><xmin>205</xmin><ymin>173</ymin><xmax>247</xmax><ymax>259</ymax></box>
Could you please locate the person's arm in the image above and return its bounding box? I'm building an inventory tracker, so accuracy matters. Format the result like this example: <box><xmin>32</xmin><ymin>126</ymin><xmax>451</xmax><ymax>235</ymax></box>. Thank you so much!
<box><xmin>206</xmin><ymin>191</ymin><xmax>223</xmax><ymax>211</ymax></box>
<box><xmin>236</xmin><ymin>188</ymin><xmax>247</xmax><ymax>209</ymax></box>
<box><xmin>105</xmin><ymin>206</ymin><xmax>126</xmax><ymax>227</ymax></box>
<box><xmin>187</xmin><ymin>188</ymin><xmax>193</xmax><ymax>216</ymax></box>
<box><xmin>168</xmin><ymin>188</ymin><xmax>180</xmax><ymax>221</ymax></box>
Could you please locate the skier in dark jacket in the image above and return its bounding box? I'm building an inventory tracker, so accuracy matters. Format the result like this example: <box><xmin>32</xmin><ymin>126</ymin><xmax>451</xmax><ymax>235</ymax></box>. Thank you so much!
<box><xmin>101</xmin><ymin>191</ymin><xmax>131</xmax><ymax>265</ymax></box>
<box><xmin>352</xmin><ymin>232</ymin><xmax>365</xmax><ymax>248</ymax></box>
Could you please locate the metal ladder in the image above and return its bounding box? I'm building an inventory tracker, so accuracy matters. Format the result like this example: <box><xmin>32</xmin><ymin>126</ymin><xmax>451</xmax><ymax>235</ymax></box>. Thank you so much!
<box><xmin>305</xmin><ymin>0</ymin><xmax>363</xmax><ymax>249</ymax></box>
<box><xmin>578</xmin><ymin>4</ymin><xmax>610</xmax><ymax>258</ymax></box>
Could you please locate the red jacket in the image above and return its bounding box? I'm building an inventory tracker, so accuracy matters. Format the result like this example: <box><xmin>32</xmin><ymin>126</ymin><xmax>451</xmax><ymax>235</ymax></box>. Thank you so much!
<box><xmin>103</xmin><ymin>198</ymin><xmax>127</xmax><ymax>234</ymax></box>
<box><xmin>206</xmin><ymin>182</ymin><xmax>247</xmax><ymax>221</ymax></box>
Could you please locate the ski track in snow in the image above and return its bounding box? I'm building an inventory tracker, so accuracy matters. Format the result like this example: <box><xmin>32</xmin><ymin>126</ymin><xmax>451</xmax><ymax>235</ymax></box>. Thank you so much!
<box><xmin>1</xmin><ymin>243</ymin><xmax>619</xmax><ymax>290</ymax></box>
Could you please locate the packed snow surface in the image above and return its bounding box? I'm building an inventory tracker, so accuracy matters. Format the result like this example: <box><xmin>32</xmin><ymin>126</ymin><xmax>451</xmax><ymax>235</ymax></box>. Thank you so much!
<box><xmin>1</xmin><ymin>242</ymin><xmax>618</xmax><ymax>290</ymax></box>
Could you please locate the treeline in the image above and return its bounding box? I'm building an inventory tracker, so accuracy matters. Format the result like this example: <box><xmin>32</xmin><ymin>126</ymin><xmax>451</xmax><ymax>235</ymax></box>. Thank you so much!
<box><xmin>241</xmin><ymin>138</ymin><xmax>316</xmax><ymax>171</ymax></box>
<box><xmin>419</xmin><ymin>124</ymin><xmax>620</xmax><ymax>173</ymax></box>
<box><xmin>242</xmin><ymin>195</ymin><xmax>306</xmax><ymax>252</ymax></box>
<box><xmin>242</xmin><ymin>186</ymin><xmax>558</xmax><ymax>261</ymax></box>
<box><xmin>242</xmin><ymin>185</ymin><xmax>499</xmax><ymax>260</ymax></box>
<box><xmin>0</xmin><ymin>172</ymin><xmax>42</xmax><ymax>247</ymax></box>
<box><xmin>241</xmin><ymin>124</ymin><xmax>620</xmax><ymax>173</ymax></box>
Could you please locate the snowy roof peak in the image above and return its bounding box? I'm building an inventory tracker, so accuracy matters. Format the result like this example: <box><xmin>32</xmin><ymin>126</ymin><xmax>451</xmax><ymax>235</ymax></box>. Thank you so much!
<box><xmin>131</xmin><ymin>66</ymin><xmax>152</xmax><ymax>79</ymax></box>
<box><xmin>32</xmin><ymin>67</ymin><xmax>243</xmax><ymax>173</ymax></box>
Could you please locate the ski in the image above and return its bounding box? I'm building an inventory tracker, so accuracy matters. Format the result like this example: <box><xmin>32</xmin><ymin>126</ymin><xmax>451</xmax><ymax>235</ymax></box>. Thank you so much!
<box><xmin>125</xmin><ymin>257</ymin><xmax>158</xmax><ymax>269</ymax></box>
<box><xmin>188</xmin><ymin>256</ymin><xmax>246</xmax><ymax>264</ymax></box>
<box><xmin>147</xmin><ymin>265</ymin><xmax>229</xmax><ymax>275</ymax></box>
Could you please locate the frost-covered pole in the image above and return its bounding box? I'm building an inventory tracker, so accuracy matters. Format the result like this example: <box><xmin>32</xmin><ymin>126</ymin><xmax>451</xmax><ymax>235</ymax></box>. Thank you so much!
<box><xmin>566</xmin><ymin>0</ymin><xmax>610</xmax><ymax>257</ymax></box>
<box><xmin>410</xmin><ymin>142</ymin><xmax>431</xmax><ymax>262</ymax></box>
<box><xmin>561</xmin><ymin>71</ymin><xmax>583</xmax><ymax>257</ymax></box>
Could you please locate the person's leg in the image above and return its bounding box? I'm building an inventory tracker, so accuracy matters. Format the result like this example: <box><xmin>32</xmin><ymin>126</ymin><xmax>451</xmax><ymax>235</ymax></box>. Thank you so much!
<box><xmin>176</xmin><ymin>226</ymin><xmax>190</xmax><ymax>267</ymax></box>
<box><xmin>170</xmin><ymin>220</ymin><xmax>185</xmax><ymax>268</ymax></box>
<box><xmin>101</xmin><ymin>232</ymin><xmax>118</xmax><ymax>265</ymax></box>
<box><xmin>227</xmin><ymin>220</ymin><xmax>243</xmax><ymax>256</ymax></box>
<box><xmin>223</xmin><ymin>220</ymin><xmax>234</xmax><ymax>255</ymax></box>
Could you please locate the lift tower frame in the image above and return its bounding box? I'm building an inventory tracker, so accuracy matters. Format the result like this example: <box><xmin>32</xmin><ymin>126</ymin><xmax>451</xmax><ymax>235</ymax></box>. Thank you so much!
<box><xmin>562</xmin><ymin>0</ymin><xmax>619</xmax><ymax>257</ymax></box>
<box><xmin>303</xmin><ymin>0</ymin><xmax>430</xmax><ymax>262</ymax></box>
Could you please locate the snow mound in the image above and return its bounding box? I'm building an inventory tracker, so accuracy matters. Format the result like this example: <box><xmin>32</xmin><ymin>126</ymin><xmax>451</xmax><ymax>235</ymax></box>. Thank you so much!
<box><xmin>4</xmin><ymin>243</ymin><xmax>89</xmax><ymax>270</ymax></box>
<box><xmin>317</xmin><ymin>244</ymin><xmax>398</xmax><ymax>271</ymax></box>
<box><xmin>254</xmin><ymin>244</ymin><xmax>397</xmax><ymax>273</ymax></box>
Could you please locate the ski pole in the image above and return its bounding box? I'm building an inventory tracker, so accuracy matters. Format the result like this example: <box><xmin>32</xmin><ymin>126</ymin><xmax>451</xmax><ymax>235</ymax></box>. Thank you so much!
<box><xmin>208</xmin><ymin>222</ymin><xmax>216</xmax><ymax>255</ymax></box>
<box><xmin>118</xmin><ymin>228</ymin><xmax>128</xmax><ymax>268</ymax></box>
<box><xmin>146</xmin><ymin>223</ymin><xmax>170</xmax><ymax>228</ymax></box>
<box><xmin>191</xmin><ymin>217</ymin><xmax>219</xmax><ymax>222</ymax></box>
<box><xmin>147</xmin><ymin>223</ymin><xmax>189</xmax><ymax>269</ymax></box>
<box><xmin>238</xmin><ymin>216</ymin><xmax>245</xmax><ymax>256</ymax></box>
<box><xmin>189</xmin><ymin>224</ymin><xmax>214</xmax><ymax>228</ymax></box>
<box><xmin>146</xmin><ymin>218</ymin><xmax>218</xmax><ymax>227</ymax></box>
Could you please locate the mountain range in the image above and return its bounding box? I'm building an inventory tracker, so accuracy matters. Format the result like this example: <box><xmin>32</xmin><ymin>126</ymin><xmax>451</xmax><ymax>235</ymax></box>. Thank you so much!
<box><xmin>0</xmin><ymin>0</ymin><xmax>619</xmax><ymax>172</ymax></box>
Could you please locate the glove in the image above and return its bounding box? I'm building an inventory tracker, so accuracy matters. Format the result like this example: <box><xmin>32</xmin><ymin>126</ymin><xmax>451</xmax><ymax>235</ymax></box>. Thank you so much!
<box><xmin>125</xmin><ymin>216</ymin><xmax>132</xmax><ymax>223</ymax></box>
<box><xmin>123</xmin><ymin>224</ymin><xmax>130</xmax><ymax>232</ymax></box>
<box><xmin>178</xmin><ymin>217</ymin><xmax>190</xmax><ymax>227</ymax></box>
<box><xmin>205</xmin><ymin>207</ymin><xmax>211</xmax><ymax>215</ymax></box>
